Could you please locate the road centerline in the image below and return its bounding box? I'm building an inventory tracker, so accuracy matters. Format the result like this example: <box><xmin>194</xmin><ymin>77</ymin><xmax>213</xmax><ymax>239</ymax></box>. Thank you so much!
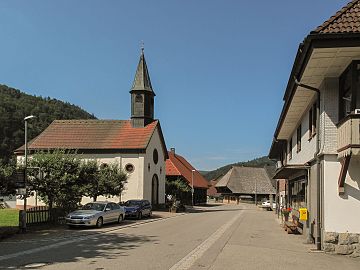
<box><xmin>168</xmin><ymin>209</ymin><xmax>244</xmax><ymax>270</ymax></box>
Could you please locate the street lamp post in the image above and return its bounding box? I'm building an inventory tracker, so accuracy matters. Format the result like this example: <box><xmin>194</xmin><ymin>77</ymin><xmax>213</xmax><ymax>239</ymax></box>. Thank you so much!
<box><xmin>255</xmin><ymin>177</ymin><xmax>257</xmax><ymax>206</ymax></box>
<box><xmin>191</xmin><ymin>169</ymin><xmax>195</xmax><ymax>206</ymax></box>
<box><xmin>21</xmin><ymin>115</ymin><xmax>35</xmax><ymax>232</ymax></box>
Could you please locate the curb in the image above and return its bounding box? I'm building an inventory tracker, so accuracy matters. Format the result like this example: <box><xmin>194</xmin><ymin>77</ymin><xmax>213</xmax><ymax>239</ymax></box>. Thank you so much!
<box><xmin>0</xmin><ymin>227</ymin><xmax>19</xmax><ymax>241</ymax></box>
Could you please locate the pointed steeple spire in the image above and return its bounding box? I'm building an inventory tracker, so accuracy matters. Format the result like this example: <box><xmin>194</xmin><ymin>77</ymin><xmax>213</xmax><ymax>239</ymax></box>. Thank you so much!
<box><xmin>130</xmin><ymin>47</ymin><xmax>156</xmax><ymax>128</ymax></box>
<box><xmin>131</xmin><ymin>49</ymin><xmax>155</xmax><ymax>95</ymax></box>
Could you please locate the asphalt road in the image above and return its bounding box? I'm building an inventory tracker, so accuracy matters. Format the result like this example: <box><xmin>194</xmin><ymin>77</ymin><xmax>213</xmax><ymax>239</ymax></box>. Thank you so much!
<box><xmin>0</xmin><ymin>204</ymin><xmax>359</xmax><ymax>270</ymax></box>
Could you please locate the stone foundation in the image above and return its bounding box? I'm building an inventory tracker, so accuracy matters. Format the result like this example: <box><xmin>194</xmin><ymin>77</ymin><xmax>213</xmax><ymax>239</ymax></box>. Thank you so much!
<box><xmin>323</xmin><ymin>232</ymin><xmax>360</xmax><ymax>257</ymax></box>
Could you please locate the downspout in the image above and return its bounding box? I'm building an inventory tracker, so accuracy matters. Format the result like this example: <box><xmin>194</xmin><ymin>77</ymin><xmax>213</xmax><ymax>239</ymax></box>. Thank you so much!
<box><xmin>294</xmin><ymin>77</ymin><xmax>322</xmax><ymax>250</ymax></box>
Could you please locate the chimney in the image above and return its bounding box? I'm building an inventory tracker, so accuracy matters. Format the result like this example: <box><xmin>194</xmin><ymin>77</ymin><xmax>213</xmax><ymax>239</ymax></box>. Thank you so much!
<box><xmin>170</xmin><ymin>148</ymin><xmax>175</xmax><ymax>155</ymax></box>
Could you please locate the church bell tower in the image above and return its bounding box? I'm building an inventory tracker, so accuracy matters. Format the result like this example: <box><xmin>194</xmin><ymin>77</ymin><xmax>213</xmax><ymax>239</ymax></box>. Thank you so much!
<box><xmin>130</xmin><ymin>49</ymin><xmax>156</xmax><ymax>128</ymax></box>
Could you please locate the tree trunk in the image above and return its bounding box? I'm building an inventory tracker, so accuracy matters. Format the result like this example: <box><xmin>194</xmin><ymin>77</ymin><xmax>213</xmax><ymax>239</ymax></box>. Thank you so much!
<box><xmin>49</xmin><ymin>200</ymin><xmax>53</xmax><ymax>222</ymax></box>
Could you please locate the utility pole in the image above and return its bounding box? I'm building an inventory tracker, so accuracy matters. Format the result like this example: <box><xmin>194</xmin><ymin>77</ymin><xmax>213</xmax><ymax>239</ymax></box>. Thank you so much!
<box><xmin>255</xmin><ymin>177</ymin><xmax>257</xmax><ymax>205</ymax></box>
<box><xmin>191</xmin><ymin>169</ymin><xmax>195</xmax><ymax>206</ymax></box>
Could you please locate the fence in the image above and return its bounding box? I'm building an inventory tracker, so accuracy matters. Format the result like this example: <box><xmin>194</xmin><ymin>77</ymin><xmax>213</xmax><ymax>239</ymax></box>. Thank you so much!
<box><xmin>26</xmin><ymin>206</ymin><xmax>50</xmax><ymax>225</ymax></box>
<box><xmin>24</xmin><ymin>206</ymin><xmax>65</xmax><ymax>226</ymax></box>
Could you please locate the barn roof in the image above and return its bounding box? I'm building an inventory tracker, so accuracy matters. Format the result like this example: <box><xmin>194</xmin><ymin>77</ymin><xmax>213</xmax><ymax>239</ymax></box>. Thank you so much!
<box><xmin>216</xmin><ymin>166</ymin><xmax>275</xmax><ymax>195</ymax></box>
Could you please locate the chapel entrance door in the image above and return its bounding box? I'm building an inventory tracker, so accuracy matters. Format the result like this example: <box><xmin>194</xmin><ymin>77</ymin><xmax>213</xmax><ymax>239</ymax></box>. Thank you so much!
<box><xmin>151</xmin><ymin>174</ymin><xmax>159</xmax><ymax>206</ymax></box>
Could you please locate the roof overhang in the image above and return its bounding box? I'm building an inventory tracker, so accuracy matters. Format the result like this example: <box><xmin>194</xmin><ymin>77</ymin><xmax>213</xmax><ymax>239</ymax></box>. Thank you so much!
<box><xmin>272</xmin><ymin>165</ymin><xmax>309</xmax><ymax>180</ymax></box>
<box><xmin>268</xmin><ymin>139</ymin><xmax>286</xmax><ymax>160</ymax></box>
<box><xmin>15</xmin><ymin>148</ymin><xmax>148</xmax><ymax>156</ymax></box>
<box><xmin>270</xmin><ymin>33</ymin><xmax>360</xmax><ymax>158</ymax></box>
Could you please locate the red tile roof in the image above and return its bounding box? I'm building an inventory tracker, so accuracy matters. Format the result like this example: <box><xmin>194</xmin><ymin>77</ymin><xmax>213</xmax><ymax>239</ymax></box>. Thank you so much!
<box><xmin>165</xmin><ymin>151</ymin><xmax>209</xmax><ymax>189</ymax></box>
<box><xmin>166</xmin><ymin>158</ymin><xmax>181</xmax><ymax>176</ymax></box>
<box><xmin>15</xmin><ymin>120</ymin><xmax>160</xmax><ymax>152</ymax></box>
<box><xmin>313</xmin><ymin>0</ymin><xmax>360</xmax><ymax>34</ymax></box>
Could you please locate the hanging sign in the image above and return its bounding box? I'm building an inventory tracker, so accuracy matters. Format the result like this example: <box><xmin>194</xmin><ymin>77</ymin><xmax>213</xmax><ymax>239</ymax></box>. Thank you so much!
<box><xmin>15</xmin><ymin>169</ymin><xmax>26</xmax><ymax>188</ymax></box>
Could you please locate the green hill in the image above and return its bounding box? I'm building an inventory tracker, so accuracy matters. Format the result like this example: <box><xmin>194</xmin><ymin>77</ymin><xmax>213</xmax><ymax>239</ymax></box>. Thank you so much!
<box><xmin>0</xmin><ymin>84</ymin><xmax>96</xmax><ymax>162</ymax></box>
<box><xmin>202</xmin><ymin>156</ymin><xmax>276</xmax><ymax>181</ymax></box>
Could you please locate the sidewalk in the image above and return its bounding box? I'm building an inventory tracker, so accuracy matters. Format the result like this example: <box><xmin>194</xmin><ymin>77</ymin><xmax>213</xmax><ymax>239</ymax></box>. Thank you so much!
<box><xmin>208</xmin><ymin>205</ymin><xmax>360</xmax><ymax>270</ymax></box>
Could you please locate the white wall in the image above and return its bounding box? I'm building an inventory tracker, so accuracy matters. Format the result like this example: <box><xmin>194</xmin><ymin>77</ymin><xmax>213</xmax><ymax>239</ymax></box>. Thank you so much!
<box><xmin>143</xmin><ymin>126</ymin><xmax>166</xmax><ymax>204</ymax></box>
<box><xmin>16</xmin><ymin>152</ymin><xmax>147</xmax><ymax>207</ymax></box>
<box><xmin>287</xmin><ymin>100</ymin><xmax>317</xmax><ymax>165</ymax></box>
<box><xmin>80</xmin><ymin>153</ymin><xmax>144</xmax><ymax>203</ymax></box>
<box><xmin>318</xmin><ymin>78</ymin><xmax>339</xmax><ymax>155</ymax></box>
<box><xmin>286</xmin><ymin>77</ymin><xmax>339</xmax><ymax>165</ymax></box>
<box><xmin>323</xmin><ymin>155</ymin><xmax>360</xmax><ymax>233</ymax></box>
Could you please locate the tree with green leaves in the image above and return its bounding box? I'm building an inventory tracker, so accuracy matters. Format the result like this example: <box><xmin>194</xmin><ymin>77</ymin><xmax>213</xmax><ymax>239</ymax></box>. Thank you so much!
<box><xmin>28</xmin><ymin>149</ymin><xmax>82</xmax><ymax>213</ymax></box>
<box><xmin>0</xmin><ymin>160</ymin><xmax>16</xmax><ymax>196</ymax></box>
<box><xmin>0</xmin><ymin>84</ymin><xmax>96</xmax><ymax>163</ymax></box>
<box><xmin>165</xmin><ymin>177</ymin><xmax>191</xmax><ymax>203</ymax></box>
<box><xmin>80</xmin><ymin>161</ymin><xmax>128</xmax><ymax>202</ymax></box>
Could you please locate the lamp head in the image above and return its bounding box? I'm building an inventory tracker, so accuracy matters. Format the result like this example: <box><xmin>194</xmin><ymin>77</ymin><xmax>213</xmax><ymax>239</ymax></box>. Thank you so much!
<box><xmin>24</xmin><ymin>115</ymin><xmax>36</xmax><ymax>121</ymax></box>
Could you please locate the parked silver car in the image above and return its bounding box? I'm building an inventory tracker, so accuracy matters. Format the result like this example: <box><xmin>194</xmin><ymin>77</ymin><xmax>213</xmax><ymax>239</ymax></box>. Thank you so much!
<box><xmin>65</xmin><ymin>201</ymin><xmax>125</xmax><ymax>228</ymax></box>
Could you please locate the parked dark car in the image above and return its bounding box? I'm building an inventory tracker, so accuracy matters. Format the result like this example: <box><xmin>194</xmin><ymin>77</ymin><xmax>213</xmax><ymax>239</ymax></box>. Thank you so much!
<box><xmin>123</xmin><ymin>200</ymin><xmax>152</xmax><ymax>219</ymax></box>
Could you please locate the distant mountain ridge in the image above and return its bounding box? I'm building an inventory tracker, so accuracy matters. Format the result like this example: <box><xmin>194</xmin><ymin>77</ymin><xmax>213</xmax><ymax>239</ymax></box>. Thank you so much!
<box><xmin>201</xmin><ymin>156</ymin><xmax>275</xmax><ymax>181</ymax></box>
<box><xmin>0</xmin><ymin>84</ymin><xmax>96</xmax><ymax>162</ymax></box>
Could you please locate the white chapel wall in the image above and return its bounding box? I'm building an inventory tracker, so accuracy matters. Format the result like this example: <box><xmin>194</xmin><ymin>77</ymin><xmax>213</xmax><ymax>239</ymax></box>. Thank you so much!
<box><xmin>143</xmin><ymin>126</ymin><xmax>166</xmax><ymax>204</ymax></box>
<box><xmin>16</xmin><ymin>152</ymin><xmax>146</xmax><ymax>207</ymax></box>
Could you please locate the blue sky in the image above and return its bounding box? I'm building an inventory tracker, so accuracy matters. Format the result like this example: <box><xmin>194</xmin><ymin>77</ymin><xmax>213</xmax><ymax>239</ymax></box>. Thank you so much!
<box><xmin>0</xmin><ymin>0</ymin><xmax>350</xmax><ymax>170</ymax></box>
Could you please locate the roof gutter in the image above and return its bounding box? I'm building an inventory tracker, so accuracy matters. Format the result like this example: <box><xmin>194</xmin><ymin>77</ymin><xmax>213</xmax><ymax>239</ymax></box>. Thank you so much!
<box><xmin>294</xmin><ymin>78</ymin><xmax>322</xmax><ymax>250</ymax></box>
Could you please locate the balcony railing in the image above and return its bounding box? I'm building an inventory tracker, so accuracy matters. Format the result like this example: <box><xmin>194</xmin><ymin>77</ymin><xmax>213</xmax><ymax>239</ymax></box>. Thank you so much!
<box><xmin>337</xmin><ymin>114</ymin><xmax>360</xmax><ymax>157</ymax></box>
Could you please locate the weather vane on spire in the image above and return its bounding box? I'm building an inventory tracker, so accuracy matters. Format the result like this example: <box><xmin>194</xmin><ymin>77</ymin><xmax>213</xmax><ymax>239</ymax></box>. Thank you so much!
<box><xmin>140</xmin><ymin>40</ymin><xmax>144</xmax><ymax>54</ymax></box>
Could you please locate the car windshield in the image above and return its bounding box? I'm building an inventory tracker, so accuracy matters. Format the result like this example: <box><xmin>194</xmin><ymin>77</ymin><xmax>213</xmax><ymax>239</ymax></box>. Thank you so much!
<box><xmin>82</xmin><ymin>203</ymin><xmax>106</xmax><ymax>211</ymax></box>
<box><xmin>125</xmin><ymin>200</ymin><xmax>142</xmax><ymax>207</ymax></box>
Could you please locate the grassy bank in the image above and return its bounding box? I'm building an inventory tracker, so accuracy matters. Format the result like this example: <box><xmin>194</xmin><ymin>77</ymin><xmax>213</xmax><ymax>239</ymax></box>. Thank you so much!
<box><xmin>0</xmin><ymin>209</ymin><xmax>19</xmax><ymax>227</ymax></box>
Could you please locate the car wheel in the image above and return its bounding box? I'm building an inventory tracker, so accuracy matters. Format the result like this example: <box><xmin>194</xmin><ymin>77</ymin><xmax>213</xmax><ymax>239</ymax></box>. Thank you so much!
<box><xmin>96</xmin><ymin>217</ymin><xmax>103</xmax><ymax>228</ymax></box>
<box><xmin>137</xmin><ymin>211</ymin><xmax>142</xmax><ymax>220</ymax></box>
<box><xmin>148</xmin><ymin>211</ymin><xmax>152</xmax><ymax>218</ymax></box>
<box><xmin>118</xmin><ymin>214</ymin><xmax>124</xmax><ymax>223</ymax></box>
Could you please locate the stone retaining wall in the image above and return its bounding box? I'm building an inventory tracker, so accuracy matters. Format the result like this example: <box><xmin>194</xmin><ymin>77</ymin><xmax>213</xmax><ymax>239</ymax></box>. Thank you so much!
<box><xmin>324</xmin><ymin>231</ymin><xmax>360</xmax><ymax>257</ymax></box>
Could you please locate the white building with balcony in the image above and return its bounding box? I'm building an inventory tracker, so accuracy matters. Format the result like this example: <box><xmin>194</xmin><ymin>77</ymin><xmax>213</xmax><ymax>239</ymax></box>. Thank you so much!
<box><xmin>269</xmin><ymin>0</ymin><xmax>360</xmax><ymax>255</ymax></box>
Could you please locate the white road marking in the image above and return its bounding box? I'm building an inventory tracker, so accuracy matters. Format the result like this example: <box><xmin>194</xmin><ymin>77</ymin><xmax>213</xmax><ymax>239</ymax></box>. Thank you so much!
<box><xmin>169</xmin><ymin>210</ymin><xmax>243</xmax><ymax>270</ymax></box>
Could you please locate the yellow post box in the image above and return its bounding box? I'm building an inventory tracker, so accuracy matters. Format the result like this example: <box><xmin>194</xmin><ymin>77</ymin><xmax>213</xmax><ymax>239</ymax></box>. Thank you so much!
<box><xmin>299</xmin><ymin>208</ymin><xmax>308</xmax><ymax>221</ymax></box>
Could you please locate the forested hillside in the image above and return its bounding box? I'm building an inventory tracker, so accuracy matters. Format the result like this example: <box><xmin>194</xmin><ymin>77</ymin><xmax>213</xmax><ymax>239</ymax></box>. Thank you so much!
<box><xmin>202</xmin><ymin>156</ymin><xmax>275</xmax><ymax>181</ymax></box>
<box><xmin>0</xmin><ymin>84</ymin><xmax>96</xmax><ymax>162</ymax></box>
